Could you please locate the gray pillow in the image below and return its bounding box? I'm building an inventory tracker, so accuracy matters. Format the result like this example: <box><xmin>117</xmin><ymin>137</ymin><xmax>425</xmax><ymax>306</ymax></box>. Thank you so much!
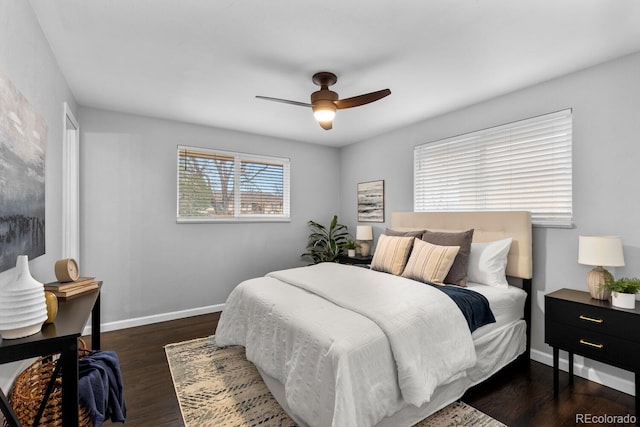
<box><xmin>384</xmin><ymin>228</ymin><xmax>425</xmax><ymax>238</ymax></box>
<box><xmin>421</xmin><ymin>229</ymin><xmax>474</xmax><ymax>286</ymax></box>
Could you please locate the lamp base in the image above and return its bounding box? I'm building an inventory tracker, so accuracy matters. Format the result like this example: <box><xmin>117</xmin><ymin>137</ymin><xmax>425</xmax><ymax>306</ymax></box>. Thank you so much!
<box><xmin>359</xmin><ymin>242</ymin><xmax>370</xmax><ymax>257</ymax></box>
<box><xmin>586</xmin><ymin>266</ymin><xmax>611</xmax><ymax>300</ymax></box>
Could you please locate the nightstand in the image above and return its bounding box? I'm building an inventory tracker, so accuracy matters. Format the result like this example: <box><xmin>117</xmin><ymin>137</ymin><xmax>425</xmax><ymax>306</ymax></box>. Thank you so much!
<box><xmin>545</xmin><ymin>288</ymin><xmax>639</xmax><ymax>418</ymax></box>
<box><xmin>337</xmin><ymin>254</ymin><xmax>372</xmax><ymax>266</ymax></box>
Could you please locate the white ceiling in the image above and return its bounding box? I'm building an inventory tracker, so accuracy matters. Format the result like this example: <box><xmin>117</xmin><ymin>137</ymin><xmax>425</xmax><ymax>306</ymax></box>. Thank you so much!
<box><xmin>29</xmin><ymin>0</ymin><xmax>640</xmax><ymax>147</ymax></box>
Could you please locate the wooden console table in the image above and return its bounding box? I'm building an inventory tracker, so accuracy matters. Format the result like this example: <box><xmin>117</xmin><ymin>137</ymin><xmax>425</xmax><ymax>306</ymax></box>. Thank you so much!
<box><xmin>0</xmin><ymin>284</ymin><xmax>101</xmax><ymax>427</ymax></box>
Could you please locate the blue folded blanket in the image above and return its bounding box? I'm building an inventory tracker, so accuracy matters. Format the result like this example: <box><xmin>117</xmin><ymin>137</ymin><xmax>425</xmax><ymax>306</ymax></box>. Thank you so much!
<box><xmin>78</xmin><ymin>350</ymin><xmax>127</xmax><ymax>426</ymax></box>
<box><xmin>428</xmin><ymin>283</ymin><xmax>496</xmax><ymax>332</ymax></box>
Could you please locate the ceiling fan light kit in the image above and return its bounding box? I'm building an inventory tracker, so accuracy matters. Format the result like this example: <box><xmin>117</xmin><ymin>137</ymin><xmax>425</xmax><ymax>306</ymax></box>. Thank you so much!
<box><xmin>257</xmin><ymin>71</ymin><xmax>390</xmax><ymax>130</ymax></box>
<box><xmin>312</xmin><ymin>100</ymin><xmax>337</xmax><ymax>122</ymax></box>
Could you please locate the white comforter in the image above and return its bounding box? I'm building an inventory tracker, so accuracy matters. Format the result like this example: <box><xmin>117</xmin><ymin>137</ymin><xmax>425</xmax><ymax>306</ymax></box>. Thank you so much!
<box><xmin>215</xmin><ymin>263</ymin><xmax>476</xmax><ymax>427</ymax></box>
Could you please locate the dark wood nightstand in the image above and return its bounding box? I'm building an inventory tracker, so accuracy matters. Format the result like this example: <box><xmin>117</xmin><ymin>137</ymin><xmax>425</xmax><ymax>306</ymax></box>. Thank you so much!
<box><xmin>337</xmin><ymin>254</ymin><xmax>372</xmax><ymax>266</ymax></box>
<box><xmin>545</xmin><ymin>288</ymin><xmax>639</xmax><ymax>418</ymax></box>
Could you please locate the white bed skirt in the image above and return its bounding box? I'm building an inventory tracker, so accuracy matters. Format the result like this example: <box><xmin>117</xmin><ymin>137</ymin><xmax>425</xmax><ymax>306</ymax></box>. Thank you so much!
<box><xmin>258</xmin><ymin>319</ymin><xmax>526</xmax><ymax>427</ymax></box>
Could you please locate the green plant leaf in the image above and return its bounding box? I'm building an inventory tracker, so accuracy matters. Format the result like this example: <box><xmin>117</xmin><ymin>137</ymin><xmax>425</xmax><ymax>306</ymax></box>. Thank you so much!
<box><xmin>603</xmin><ymin>276</ymin><xmax>640</xmax><ymax>294</ymax></box>
<box><xmin>301</xmin><ymin>215</ymin><xmax>353</xmax><ymax>264</ymax></box>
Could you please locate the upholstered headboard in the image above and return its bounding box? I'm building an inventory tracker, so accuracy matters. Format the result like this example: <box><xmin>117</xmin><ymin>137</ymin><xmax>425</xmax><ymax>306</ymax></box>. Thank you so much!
<box><xmin>390</xmin><ymin>211</ymin><xmax>532</xmax><ymax>280</ymax></box>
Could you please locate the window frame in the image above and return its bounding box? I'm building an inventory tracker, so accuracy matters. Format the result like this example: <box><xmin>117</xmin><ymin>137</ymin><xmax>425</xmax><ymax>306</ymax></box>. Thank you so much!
<box><xmin>413</xmin><ymin>109</ymin><xmax>573</xmax><ymax>228</ymax></box>
<box><xmin>177</xmin><ymin>145</ymin><xmax>290</xmax><ymax>223</ymax></box>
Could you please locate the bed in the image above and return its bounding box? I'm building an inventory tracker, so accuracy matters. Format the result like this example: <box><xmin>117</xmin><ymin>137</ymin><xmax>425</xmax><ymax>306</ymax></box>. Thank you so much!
<box><xmin>215</xmin><ymin>211</ymin><xmax>532</xmax><ymax>427</ymax></box>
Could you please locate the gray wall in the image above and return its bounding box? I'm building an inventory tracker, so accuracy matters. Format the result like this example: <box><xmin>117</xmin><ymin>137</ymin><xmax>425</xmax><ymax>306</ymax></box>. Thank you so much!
<box><xmin>340</xmin><ymin>51</ymin><xmax>640</xmax><ymax>394</ymax></box>
<box><xmin>0</xmin><ymin>0</ymin><xmax>77</xmax><ymax>282</ymax></box>
<box><xmin>0</xmin><ymin>0</ymin><xmax>77</xmax><ymax>391</ymax></box>
<box><xmin>77</xmin><ymin>107</ymin><xmax>340</xmax><ymax>326</ymax></box>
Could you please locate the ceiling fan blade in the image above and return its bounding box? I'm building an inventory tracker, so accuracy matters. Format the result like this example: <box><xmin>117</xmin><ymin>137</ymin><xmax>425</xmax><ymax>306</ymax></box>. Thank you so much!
<box><xmin>255</xmin><ymin>96</ymin><xmax>312</xmax><ymax>108</ymax></box>
<box><xmin>334</xmin><ymin>89</ymin><xmax>391</xmax><ymax>109</ymax></box>
<box><xmin>319</xmin><ymin>120</ymin><xmax>333</xmax><ymax>130</ymax></box>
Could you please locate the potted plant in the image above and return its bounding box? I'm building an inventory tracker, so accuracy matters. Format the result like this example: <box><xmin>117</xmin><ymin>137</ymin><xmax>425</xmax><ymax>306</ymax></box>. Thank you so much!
<box><xmin>301</xmin><ymin>215</ymin><xmax>350</xmax><ymax>264</ymax></box>
<box><xmin>603</xmin><ymin>276</ymin><xmax>640</xmax><ymax>309</ymax></box>
<box><xmin>343</xmin><ymin>240</ymin><xmax>359</xmax><ymax>258</ymax></box>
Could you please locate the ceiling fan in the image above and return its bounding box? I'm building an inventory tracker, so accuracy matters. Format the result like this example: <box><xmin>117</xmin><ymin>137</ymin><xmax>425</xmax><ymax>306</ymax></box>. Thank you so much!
<box><xmin>256</xmin><ymin>71</ymin><xmax>391</xmax><ymax>130</ymax></box>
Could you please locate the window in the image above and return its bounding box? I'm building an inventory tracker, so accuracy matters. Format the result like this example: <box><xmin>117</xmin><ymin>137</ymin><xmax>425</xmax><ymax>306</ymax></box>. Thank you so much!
<box><xmin>177</xmin><ymin>145</ymin><xmax>290</xmax><ymax>222</ymax></box>
<box><xmin>414</xmin><ymin>109</ymin><xmax>572</xmax><ymax>227</ymax></box>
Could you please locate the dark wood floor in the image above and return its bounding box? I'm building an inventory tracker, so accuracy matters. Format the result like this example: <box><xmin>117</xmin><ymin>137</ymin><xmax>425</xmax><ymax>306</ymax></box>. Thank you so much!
<box><xmin>87</xmin><ymin>313</ymin><xmax>636</xmax><ymax>426</ymax></box>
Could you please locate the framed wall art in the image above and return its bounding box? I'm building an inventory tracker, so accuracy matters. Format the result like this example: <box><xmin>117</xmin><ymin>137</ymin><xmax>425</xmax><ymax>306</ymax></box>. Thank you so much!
<box><xmin>0</xmin><ymin>73</ymin><xmax>47</xmax><ymax>272</ymax></box>
<box><xmin>357</xmin><ymin>180</ymin><xmax>384</xmax><ymax>222</ymax></box>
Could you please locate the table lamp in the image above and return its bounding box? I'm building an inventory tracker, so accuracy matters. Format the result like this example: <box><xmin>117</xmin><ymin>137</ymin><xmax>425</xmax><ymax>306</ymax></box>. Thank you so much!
<box><xmin>578</xmin><ymin>235</ymin><xmax>625</xmax><ymax>300</ymax></box>
<box><xmin>356</xmin><ymin>225</ymin><xmax>373</xmax><ymax>257</ymax></box>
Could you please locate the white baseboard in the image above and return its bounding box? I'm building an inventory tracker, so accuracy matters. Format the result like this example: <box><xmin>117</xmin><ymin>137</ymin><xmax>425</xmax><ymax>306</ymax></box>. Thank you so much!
<box><xmin>82</xmin><ymin>303</ymin><xmax>225</xmax><ymax>336</ymax></box>
<box><xmin>530</xmin><ymin>348</ymin><xmax>635</xmax><ymax>396</ymax></box>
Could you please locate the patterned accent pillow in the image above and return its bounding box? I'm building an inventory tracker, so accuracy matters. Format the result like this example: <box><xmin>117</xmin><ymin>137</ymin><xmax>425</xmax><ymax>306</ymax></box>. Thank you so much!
<box><xmin>401</xmin><ymin>239</ymin><xmax>460</xmax><ymax>285</ymax></box>
<box><xmin>371</xmin><ymin>234</ymin><xmax>415</xmax><ymax>276</ymax></box>
<box><xmin>422</xmin><ymin>229</ymin><xmax>474</xmax><ymax>287</ymax></box>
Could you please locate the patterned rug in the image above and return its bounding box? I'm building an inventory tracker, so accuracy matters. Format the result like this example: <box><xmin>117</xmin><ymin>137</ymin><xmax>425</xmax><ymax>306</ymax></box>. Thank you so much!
<box><xmin>165</xmin><ymin>336</ymin><xmax>505</xmax><ymax>427</ymax></box>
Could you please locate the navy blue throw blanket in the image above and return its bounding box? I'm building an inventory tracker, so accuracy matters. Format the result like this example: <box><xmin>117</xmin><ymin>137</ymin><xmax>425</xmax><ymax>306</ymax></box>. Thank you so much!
<box><xmin>79</xmin><ymin>350</ymin><xmax>127</xmax><ymax>426</ymax></box>
<box><xmin>428</xmin><ymin>284</ymin><xmax>496</xmax><ymax>332</ymax></box>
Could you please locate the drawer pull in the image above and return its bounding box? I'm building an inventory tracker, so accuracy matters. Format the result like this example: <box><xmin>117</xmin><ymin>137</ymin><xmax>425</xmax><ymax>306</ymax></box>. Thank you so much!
<box><xmin>579</xmin><ymin>339</ymin><xmax>604</xmax><ymax>349</ymax></box>
<box><xmin>579</xmin><ymin>315</ymin><xmax>603</xmax><ymax>324</ymax></box>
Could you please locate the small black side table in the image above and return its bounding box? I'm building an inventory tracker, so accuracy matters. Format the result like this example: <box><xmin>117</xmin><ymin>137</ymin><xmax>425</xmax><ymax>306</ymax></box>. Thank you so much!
<box><xmin>545</xmin><ymin>288</ymin><xmax>638</xmax><ymax>421</ymax></box>
<box><xmin>0</xmin><ymin>284</ymin><xmax>101</xmax><ymax>427</ymax></box>
<box><xmin>337</xmin><ymin>254</ymin><xmax>373</xmax><ymax>266</ymax></box>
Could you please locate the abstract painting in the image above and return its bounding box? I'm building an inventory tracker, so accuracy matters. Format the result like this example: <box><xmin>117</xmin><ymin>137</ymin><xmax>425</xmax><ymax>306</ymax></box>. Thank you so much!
<box><xmin>0</xmin><ymin>73</ymin><xmax>47</xmax><ymax>272</ymax></box>
<box><xmin>357</xmin><ymin>180</ymin><xmax>384</xmax><ymax>222</ymax></box>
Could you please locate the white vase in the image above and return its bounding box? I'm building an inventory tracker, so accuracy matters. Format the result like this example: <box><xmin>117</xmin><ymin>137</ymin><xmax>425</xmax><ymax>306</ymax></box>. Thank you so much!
<box><xmin>348</xmin><ymin>249</ymin><xmax>356</xmax><ymax>257</ymax></box>
<box><xmin>0</xmin><ymin>255</ymin><xmax>48</xmax><ymax>339</ymax></box>
<box><xmin>611</xmin><ymin>291</ymin><xmax>636</xmax><ymax>310</ymax></box>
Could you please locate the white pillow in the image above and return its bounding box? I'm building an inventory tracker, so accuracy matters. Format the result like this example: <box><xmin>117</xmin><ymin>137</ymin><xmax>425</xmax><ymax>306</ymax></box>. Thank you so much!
<box><xmin>467</xmin><ymin>238</ymin><xmax>512</xmax><ymax>288</ymax></box>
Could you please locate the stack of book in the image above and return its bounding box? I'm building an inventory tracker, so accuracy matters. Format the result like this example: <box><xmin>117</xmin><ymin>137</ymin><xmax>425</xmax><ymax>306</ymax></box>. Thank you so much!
<box><xmin>44</xmin><ymin>277</ymin><xmax>99</xmax><ymax>299</ymax></box>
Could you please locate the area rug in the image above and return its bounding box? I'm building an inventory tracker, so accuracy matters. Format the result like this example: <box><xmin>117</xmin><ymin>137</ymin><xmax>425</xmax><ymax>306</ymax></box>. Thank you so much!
<box><xmin>165</xmin><ymin>336</ymin><xmax>505</xmax><ymax>427</ymax></box>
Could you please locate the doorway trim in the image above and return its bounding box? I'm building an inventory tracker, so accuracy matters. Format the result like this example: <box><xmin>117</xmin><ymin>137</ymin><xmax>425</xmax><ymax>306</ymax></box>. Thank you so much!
<box><xmin>62</xmin><ymin>102</ymin><xmax>80</xmax><ymax>262</ymax></box>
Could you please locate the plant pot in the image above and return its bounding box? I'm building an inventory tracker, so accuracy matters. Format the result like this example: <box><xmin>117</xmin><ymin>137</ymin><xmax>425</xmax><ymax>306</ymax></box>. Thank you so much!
<box><xmin>347</xmin><ymin>249</ymin><xmax>356</xmax><ymax>257</ymax></box>
<box><xmin>611</xmin><ymin>291</ymin><xmax>636</xmax><ymax>309</ymax></box>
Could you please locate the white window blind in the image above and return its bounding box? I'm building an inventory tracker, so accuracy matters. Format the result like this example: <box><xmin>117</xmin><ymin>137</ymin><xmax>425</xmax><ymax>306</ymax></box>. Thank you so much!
<box><xmin>177</xmin><ymin>145</ymin><xmax>290</xmax><ymax>222</ymax></box>
<box><xmin>414</xmin><ymin>109</ymin><xmax>572</xmax><ymax>227</ymax></box>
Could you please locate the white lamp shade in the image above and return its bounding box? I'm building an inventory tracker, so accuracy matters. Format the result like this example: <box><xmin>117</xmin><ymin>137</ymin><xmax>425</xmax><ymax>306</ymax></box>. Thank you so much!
<box><xmin>356</xmin><ymin>225</ymin><xmax>373</xmax><ymax>241</ymax></box>
<box><xmin>578</xmin><ymin>235</ymin><xmax>625</xmax><ymax>267</ymax></box>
